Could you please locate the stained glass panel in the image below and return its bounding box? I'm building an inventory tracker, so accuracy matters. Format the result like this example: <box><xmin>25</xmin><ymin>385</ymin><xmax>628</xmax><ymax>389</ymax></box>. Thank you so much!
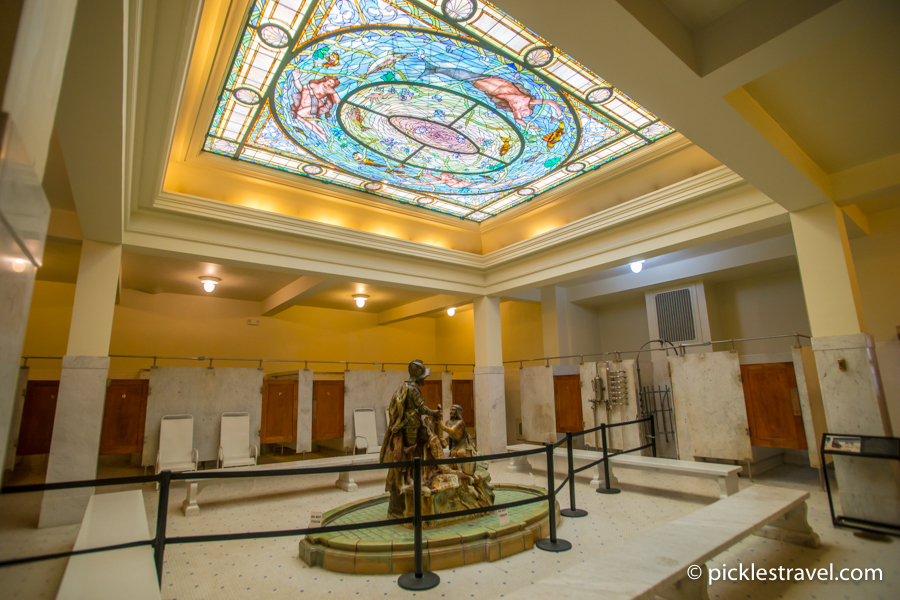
<box><xmin>204</xmin><ymin>0</ymin><xmax>674</xmax><ymax>221</ymax></box>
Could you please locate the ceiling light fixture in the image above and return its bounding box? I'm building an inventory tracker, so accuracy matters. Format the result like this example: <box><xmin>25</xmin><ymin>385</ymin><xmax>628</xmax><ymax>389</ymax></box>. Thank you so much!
<box><xmin>447</xmin><ymin>307</ymin><xmax>456</xmax><ymax>317</ymax></box>
<box><xmin>353</xmin><ymin>294</ymin><xmax>369</xmax><ymax>308</ymax></box>
<box><xmin>630</xmin><ymin>260</ymin><xmax>645</xmax><ymax>274</ymax></box>
<box><xmin>199</xmin><ymin>276</ymin><xmax>221</xmax><ymax>292</ymax></box>
<box><xmin>11</xmin><ymin>258</ymin><xmax>28</xmax><ymax>273</ymax></box>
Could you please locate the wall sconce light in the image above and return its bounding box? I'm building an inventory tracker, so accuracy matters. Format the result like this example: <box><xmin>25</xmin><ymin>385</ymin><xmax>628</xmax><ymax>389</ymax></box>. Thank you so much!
<box><xmin>353</xmin><ymin>294</ymin><xmax>369</xmax><ymax>308</ymax></box>
<box><xmin>630</xmin><ymin>260</ymin><xmax>645</xmax><ymax>273</ymax></box>
<box><xmin>199</xmin><ymin>276</ymin><xmax>220</xmax><ymax>293</ymax></box>
<box><xmin>447</xmin><ymin>307</ymin><xmax>456</xmax><ymax>316</ymax></box>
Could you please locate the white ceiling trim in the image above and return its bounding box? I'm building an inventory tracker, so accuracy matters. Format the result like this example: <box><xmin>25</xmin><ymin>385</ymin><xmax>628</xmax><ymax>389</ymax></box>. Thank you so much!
<box><xmin>482</xmin><ymin>166</ymin><xmax>745</xmax><ymax>267</ymax></box>
<box><xmin>149</xmin><ymin>165</ymin><xmax>744</xmax><ymax>270</ymax></box>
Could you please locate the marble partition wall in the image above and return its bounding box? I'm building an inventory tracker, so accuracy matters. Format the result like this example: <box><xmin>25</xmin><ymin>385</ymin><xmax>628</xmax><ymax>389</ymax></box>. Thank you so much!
<box><xmin>142</xmin><ymin>367</ymin><xmax>263</xmax><ymax>466</ymax></box>
<box><xmin>296</xmin><ymin>369</ymin><xmax>313</xmax><ymax>453</ymax></box>
<box><xmin>791</xmin><ymin>346</ymin><xmax>827</xmax><ymax>468</ymax></box>
<box><xmin>343</xmin><ymin>369</ymin><xmax>407</xmax><ymax>451</ymax></box>
<box><xmin>668</xmin><ymin>351</ymin><xmax>752</xmax><ymax>462</ymax></box>
<box><xmin>578</xmin><ymin>360</ymin><xmax>642</xmax><ymax>452</ymax></box>
<box><xmin>474</xmin><ymin>366</ymin><xmax>507</xmax><ymax>455</ymax></box>
<box><xmin>504</xmin><ymin>367</ymin><xmax>523</xmax><ymax>443</ymax></box>
<box><xmin>520</xmin><ymin>365</ymin><xmax>578</xmax><ymax>445</ymax></box>
<box><xmin>440</xmin><ymin>371</ymin><xmax>452</xmax><ymax>418</ymax></box>
<box><xmin>39</xmin><ymin>356</ymin><xmax>110</xmax><ymax>528</ymax></box>
<box><xmin>812</xmin><ymin>333</ymin><xmax>900</xmax><ymax>525</ymax></box>
<box><xmin>4</xmin><ymin>366</ymin><xmax>28</xmax><ymax>472</ymax></box>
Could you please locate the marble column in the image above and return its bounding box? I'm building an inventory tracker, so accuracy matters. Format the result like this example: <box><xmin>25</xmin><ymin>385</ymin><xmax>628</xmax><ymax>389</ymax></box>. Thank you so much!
<box><xmin>473</xmin><ymin>296</ymin><xmax>507</xmax><ymax>455</ymax></box>
<box><xmin>0</xmin><ymin>118</ymin><xmax>51</xmax><ymax>476</ymax></box>
<box><xmin>540</xmin><ymin>286</ymin><xmax>571</xmax><ymax>365</ymax></box>
<box><xmin>791</xmin><ymin>202</ymin><xmax>900</xmax><ymax>525</ymax></box>
<box><xmin>40</xmin><ymin>240</ymin><xmax>121</xmax><ymax>528</ymax></box>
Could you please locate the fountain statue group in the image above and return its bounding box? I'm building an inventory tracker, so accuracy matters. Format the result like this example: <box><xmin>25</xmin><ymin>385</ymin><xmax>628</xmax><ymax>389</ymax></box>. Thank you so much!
<box><xmin>379</xmin><ymin>360</ymin><xmax>494</xmax><ymax>526</ymax></box>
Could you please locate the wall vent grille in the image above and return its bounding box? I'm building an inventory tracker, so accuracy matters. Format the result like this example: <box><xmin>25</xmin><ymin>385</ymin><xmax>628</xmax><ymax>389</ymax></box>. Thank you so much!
<box><xmin>655</xmin><ymin>288</ymin><xmax>695</xmax><ymax>342</ymax></box>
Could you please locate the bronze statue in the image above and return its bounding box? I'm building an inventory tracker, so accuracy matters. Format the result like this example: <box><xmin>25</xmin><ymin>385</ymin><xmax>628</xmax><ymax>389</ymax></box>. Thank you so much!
<box><xmin>380</xmin><ymin>361</ymin><xmax>494</xmax><ymax>525</ymax></box>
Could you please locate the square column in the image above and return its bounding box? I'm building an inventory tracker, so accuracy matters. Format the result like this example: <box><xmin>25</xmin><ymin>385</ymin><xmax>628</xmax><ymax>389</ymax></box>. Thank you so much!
<box><xmin>791</xmin><ymin>203</ymin><xmax>899</xmax><ymax>525</ymax></box>
<box><xmin>473</xmin><ymin>296</ymin><xmax>507</xmax><ymax>455</ymax></box>
<box><xmin>40</xmin><ymin>241</ymin><xmax>121</xmax><ymax>527</ymax></box>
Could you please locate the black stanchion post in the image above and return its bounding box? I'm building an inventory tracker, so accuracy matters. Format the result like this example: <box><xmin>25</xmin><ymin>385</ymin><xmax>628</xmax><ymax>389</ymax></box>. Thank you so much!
<box><xmin>154</xmin><ymin>470</ymin><xmax>171</xmax><ymax>586</ymax></box>
<box><xmin>536</xmin><ymin>443</ymin><xmax>572</xmax><ymax>552</ymax></box>
<box><xmin>560</xmin><ymin>432</ymin><xmax>587</xmax><ymax>518</ymax></box>
<box><xmin>398</xmin><ymin>457</ymin><xmax>440</xmax><ymax>591</ymax></box>
<box><xmin>596</xmin><ymin>423</ymin><xmax>621</xmax><ymax>495</ymax></box>
<box><xmin>649</xmin><ymin>416</ymin><xmax>657</xmax><ymax>458</ymax></box>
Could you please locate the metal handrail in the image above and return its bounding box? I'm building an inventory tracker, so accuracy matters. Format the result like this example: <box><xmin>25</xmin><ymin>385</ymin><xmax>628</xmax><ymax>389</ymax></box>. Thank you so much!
<box><xmin>20</xmin><ymin>354</ymin><xmax>475</xmax><ymax>369</ymax></box>
<box><xmin>503</xmin><ymin>332</ymin><xmax>812</xmax><ymax>367</ymax></box>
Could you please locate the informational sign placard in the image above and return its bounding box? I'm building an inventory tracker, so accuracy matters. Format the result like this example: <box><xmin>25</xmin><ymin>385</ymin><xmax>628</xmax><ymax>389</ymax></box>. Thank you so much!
<box><xmin>824</xmin><ymin>435</ymin><xmax>862</xmax><ymax>454</ymax></box>
<box><xmin>309</xmin><ymin>511</ymin><xmax>323</xmax><ymax>528</ymax></box>
<box><xmin>497</xmin><ymin>508</ymin><xmax>510</xmax><ymax>526</ymax></box>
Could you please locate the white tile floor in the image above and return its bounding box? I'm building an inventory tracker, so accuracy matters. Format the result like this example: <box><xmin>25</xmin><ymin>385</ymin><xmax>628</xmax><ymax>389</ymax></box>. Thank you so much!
<box><xmin>1</xmin><ymin>457</ymin><xmax>897</xmax><ymax>599</ymax></box>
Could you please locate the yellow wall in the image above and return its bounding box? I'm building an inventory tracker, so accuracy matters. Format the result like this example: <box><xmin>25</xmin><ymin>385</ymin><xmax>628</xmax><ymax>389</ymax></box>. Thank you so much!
<box><xmin>433</xmin><ymin>300</ymin><xmax>544</xmax><ymax>371</ymax></box>
<box><xmin>715</xmin><ymin>269</ymin><xmax>812</xmax><ymax>356</ymax></box>
<box><xmin>22</xmin><ymin>283</ymin><xmax>441</xmax><ymax>379</ymax></box>
<box><xmin>597</xmin><ymin>295</ymin><xmax>650</xmax><ymax>355</ymax></box>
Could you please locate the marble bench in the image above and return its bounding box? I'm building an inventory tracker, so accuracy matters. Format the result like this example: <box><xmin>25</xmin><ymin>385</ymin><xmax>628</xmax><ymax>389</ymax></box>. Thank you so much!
<box><xmin>181</xmin><ymin>453</ymin><xmax>379</xmax><ymax>516</ymax></box>
<box><xmin>56</xmin><ymin>490</ymin><xmax>160</xmax><ymax>600</ymax></box>
<box><xmin>503</xmin><ymin>484</ymin><xmax>819</xmax><ymax>600</ymax></box>
<box><xmin>506</xmin><ymin>444</ymin><xmax>741</xmax><ymax>498</ymax></box>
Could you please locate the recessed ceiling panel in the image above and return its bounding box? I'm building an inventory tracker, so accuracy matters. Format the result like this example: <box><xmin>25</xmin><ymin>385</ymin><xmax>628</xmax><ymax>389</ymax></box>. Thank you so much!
<box><xmin>205</xmin><ymin>0</ymin><xmax>674</xmax><ymax>221</ymax></box>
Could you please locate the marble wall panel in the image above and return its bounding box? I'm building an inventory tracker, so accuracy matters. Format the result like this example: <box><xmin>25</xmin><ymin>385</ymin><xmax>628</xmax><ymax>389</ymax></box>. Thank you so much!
<box><xmin>520</xmin><ymin>366</ymin><xmax>556</xmax><ymax>444</ymax></box>
<box><xmin>440</xmin><ymin>371</ymin><xmax>452</xmax><ymax>419</ymax></box>
<box><xmin>668</xmin><ymin>351</ymin><xmax>752</xmax><ymax>461</ymax></box>
<box><xmin>813</xmin><ymin>333</ymin><xmax>900</xmax><ymax>525</ymax></box>
<box><xmin>143</xmin><ymin>367</ymin><xmax>263</xmax><ymax>466</ymax></box>
<box><xmin>474</xmin><ymin>366</ymin><xmax>507</xmax><ymax>455</ymax></box>
<box><xmin>520</xmin><ymin>365</ymin><xmax>578</xmax><ymax>445</ymax></box>
<box><xmin>296</xmin><ymin>369</ymin><xmax>313</xmax><ymax>453</ymax></box>
<box><xmin>791</xmin><ymin>346</ymin><xmax>827</xmax><ymax>468</ymax></box>
<box><xmin>343</xmin><ymin>370</ymin><xmax>407</xmax><ymax>451</ymax></box>
<box><xmin>579</xmin><ymin>361</ymin><xmax>642</xmax><ymax>452</ymax></box>
<box><xmin>4</xmin><ymin>366</ymin><xmax>29</xmax><ymax>471</ymax></box>
<box><xmin>504</xmin><ymin>367</ymin><xmax>523</xmax><ymax>443</ymax></box>
<box><xmin>39</xmin><ymin>356</ymin><xmax>109</xmax><ymax>527</ymax></box>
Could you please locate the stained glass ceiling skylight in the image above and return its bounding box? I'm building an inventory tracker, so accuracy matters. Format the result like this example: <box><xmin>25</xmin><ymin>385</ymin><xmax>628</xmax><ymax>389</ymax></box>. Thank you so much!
<box><xmin>205</xmin><ymin>0</ymin><xmax>674</xmax><ymax>222</ymax></box>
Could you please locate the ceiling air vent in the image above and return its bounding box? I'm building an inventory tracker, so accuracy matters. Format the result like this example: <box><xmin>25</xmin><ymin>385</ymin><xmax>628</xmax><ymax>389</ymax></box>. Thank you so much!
<box><xmin>655</xmin><ymin>288</ymin><xmax>695</xmax><ymax>342</ymax></box>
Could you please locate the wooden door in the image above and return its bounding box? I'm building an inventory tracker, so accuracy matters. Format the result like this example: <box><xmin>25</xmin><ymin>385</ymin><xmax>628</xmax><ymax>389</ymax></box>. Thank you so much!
<box><xmin>421</xmin><ymin>380</ymin><xmax>442</xmax><ymax>412</ymax></box>
<box><xmin>17</xmin><ymin>381</ymin><xmax>59</xmax><ymax>455</ymax></box>
<box><xmin>554</xmin><ymin>374</ymin><xmax>583</xmax><ymax>433</ymax></box>
<box><xmin>452</xmin><ymin>380</ymin><xmax>474</xmax><ymax>427</ymax></box>
<box><xmin>741</xmin><ymin>363</ymin><xmax>807</xmax><ymax>449</ymax></box>
<box><xmin>312</xmin><ymin>380</ymin><xmax>344</xmax><ymax>441</ymax></box>
<box><xmin>99</xmin><ymin>380</ymin><xmax>149</xmax><ymax>455</ymax></box>
<box><xmin>261</xmin><ymin>380</ymin><xmax>298</xmax><ymax>444</ymax></box>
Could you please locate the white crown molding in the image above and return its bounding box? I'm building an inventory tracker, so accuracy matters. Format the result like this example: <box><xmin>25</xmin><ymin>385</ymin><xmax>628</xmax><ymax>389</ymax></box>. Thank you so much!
<box><xmin>147</xmin><ymin>165</ymin><xmax>746</xmax><ymax>272</ymax></box>
<box><xmin>479</xmin><ymin>133</ymin><xmax>694</xmax><ymax>231</ymax></box>
<box><xmin>482</xmin><ymin>165</ymin><xmax>746</xmax><ymax>267</ymax></box>
<box><xmin>152</xmin><ymin>191</ymin><xmax>486</xmax><ymax>267</ymax></box>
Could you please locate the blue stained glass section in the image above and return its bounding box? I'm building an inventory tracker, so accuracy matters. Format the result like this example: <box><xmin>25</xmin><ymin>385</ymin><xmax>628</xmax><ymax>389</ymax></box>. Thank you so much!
<box><xmin>270</xmin><ymin>29</ymin><xmax>577</xmax><ymax>196</ymax></box>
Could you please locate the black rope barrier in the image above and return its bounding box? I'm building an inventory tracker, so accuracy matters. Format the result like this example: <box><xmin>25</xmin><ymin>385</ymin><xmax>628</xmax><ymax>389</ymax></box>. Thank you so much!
<box><xmin>0</xmin><ymin>540</ymin><xmax>153</xmax><ymax>569</ymax></box>
<box><xmin>0</xmin><ymin>414</ymin><xmax>657</xmax><ymax>592</ymax></box>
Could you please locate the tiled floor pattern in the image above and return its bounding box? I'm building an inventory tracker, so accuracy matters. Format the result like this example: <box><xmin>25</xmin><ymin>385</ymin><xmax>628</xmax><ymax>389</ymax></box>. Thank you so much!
<box><xmin>0</xmin><ymin>458</ymin><xmax>898</xmax><ymax>599</ymax></box>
